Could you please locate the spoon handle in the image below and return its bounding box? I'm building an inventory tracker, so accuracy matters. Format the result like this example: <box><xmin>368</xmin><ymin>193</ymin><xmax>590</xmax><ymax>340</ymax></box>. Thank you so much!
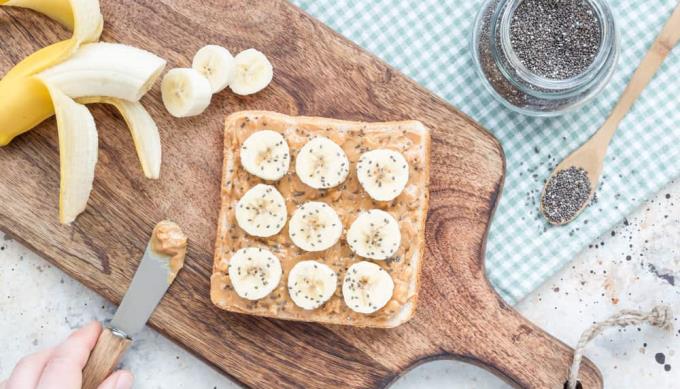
<box><xmin>596</xmin><ymin>3</ymin><xmax>680</xmax><ymax>144</ymax></box>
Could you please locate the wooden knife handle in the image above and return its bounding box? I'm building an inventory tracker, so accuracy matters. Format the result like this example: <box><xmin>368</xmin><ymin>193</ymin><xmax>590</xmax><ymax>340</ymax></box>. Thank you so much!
<box><xmin>82</xmin><ymin>327</ymin><xmax>132</xmax><ymax>389</ymax></box>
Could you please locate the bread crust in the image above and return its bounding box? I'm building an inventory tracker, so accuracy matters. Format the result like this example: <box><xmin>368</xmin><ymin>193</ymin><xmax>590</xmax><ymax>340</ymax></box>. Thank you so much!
<box><xmin>212</xmin><ymin>111</ymin><xmax>431</xmax><ymax>328</ymax></box>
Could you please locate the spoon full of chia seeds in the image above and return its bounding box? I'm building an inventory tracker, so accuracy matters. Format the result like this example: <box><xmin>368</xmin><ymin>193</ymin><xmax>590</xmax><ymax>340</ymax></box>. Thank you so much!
<box><xmin>540</xmin><ymin>3</ymin><xmax>680</xmax><ymax>225</ymax></box>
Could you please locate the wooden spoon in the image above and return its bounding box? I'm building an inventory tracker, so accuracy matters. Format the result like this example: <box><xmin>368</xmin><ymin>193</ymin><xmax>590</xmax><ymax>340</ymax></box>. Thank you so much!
<box><xmin>540</xmin><ymin>3</ymin><xmax>680</xmax><ymax>225</ymax></box>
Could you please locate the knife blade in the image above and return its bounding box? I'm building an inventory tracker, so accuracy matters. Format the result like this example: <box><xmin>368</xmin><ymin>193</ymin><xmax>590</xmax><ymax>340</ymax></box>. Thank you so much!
<box><xmin>81</xmin><ymin>221</ymin><xmax>187</xmax><ymax>389</ymax></box>
<box><xmin>109</xmin><ymin>243</ymin><xmax>176</xmax><ymax>337</ymax></box>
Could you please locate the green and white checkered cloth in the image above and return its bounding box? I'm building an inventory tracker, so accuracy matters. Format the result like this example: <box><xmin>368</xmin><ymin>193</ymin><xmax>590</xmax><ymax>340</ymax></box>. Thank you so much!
<box><xmin>291</xmin><ymin>0</ymin><xmax>680</xmax><ymax>304</ymax></box>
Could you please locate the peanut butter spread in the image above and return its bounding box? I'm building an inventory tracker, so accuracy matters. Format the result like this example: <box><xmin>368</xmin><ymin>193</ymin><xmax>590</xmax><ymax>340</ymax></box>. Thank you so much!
<box><xmin>212</xmin><ymin>111</ymin><xmax>430</xmax><ymax>328</ymax></box>
<box><xmin>151</xmin><ymin>220</ymin><xmax>188</xmax><ymax>283</ymax></box>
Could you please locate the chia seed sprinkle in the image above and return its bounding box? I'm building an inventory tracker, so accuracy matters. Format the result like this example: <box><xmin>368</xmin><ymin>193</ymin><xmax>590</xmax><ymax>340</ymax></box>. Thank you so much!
<box><xmin>510</xmin><ymin>0</ymin><xmax>602</xmax><ymax>80</ymax></box>
<box><xmin>541</xmin><ymin>166</ymin><xmax>592</xmax><ymax>224</ymax></box>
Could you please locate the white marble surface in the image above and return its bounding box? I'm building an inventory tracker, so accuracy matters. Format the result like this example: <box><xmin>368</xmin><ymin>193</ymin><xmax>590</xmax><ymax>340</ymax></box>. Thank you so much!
<box><xmin>1</xmin><ymin>180</ymin><xmax>678</xmax><ymax>388</ymax></box>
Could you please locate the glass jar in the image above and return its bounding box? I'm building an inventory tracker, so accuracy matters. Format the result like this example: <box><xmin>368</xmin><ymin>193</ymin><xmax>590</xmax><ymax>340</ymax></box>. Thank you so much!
<box><xmin>471</xmin><ymin>0</ymin><xmax>619</xmax><ymax>117</ymax></box>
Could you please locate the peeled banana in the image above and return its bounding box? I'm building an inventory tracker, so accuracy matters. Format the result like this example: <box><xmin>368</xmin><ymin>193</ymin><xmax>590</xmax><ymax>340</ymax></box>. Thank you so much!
<box><xmin>0</xmin><ymin>0</ymin><xmax>166</xmax><ymax>223</ymax></box>
<box><xmin>39</xmin><ymin>43</ymin><xmax>166</xmax><ymax>102</ymax></box>
<box><xmin>0</xmin><ymin>0</ymin><xmax>103</xmax><ymax>145</ymax></box>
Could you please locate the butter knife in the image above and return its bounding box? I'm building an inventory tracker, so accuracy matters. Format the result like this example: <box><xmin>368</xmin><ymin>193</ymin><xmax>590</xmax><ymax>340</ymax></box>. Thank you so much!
<box><xmin>81</xmin><ymin>221</ymin><xmax>187</xmax><ymax>389</ymax></box>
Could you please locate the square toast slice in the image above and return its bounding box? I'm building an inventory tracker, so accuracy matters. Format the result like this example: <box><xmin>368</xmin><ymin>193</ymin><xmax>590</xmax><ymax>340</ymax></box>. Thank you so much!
<box><xmin>211</xmin><ymin>111</ymin><xmax>430</xmax><ymax>328</ymax></box>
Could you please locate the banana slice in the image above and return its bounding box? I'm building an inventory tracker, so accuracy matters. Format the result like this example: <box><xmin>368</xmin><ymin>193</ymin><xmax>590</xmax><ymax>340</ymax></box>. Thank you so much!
<box><xmin>295</xmin><ymin>136</ymin><xmax>350</xmax><ymax>189</ymax></box>
<box><xmin>346</xmin><ymin>209</ymin><xmax>401</xmax><ymax>260</ymax></box>
<box><xmin>235</xmin><ymin>184</ymin><xmax>287</xmax><ymax>237</ymax></box>
<box><xmin>357</xmin><ymin>149</ymin><xmax>409</xmax><ymax>201</ymax></box>
<box><xmin>229</xmin><ymin>48</ymin><xmax>273</xmax><ymax>96</ymax></box>
<box><xmin>288</xmin><ymin>202</ymin><xmax>342</xmax><ymax>252</ymax></box>
<box><xmin>228</xmin><ymin>247</ymin><xmax>282</xmax><ymax>300</ymax></box>
<box><xmin>342</xmin><ymin>261</ymin><xmax>394</xmax><ymax>314</ymax></box>
<box><xmin>287</xmin><ymin>260</ymin><xmax>337</xmax><ymax>310</ymax></box>
<box><xmin>161</xmin><ymin>68</ymin><xmax>212</xmax><ymax>118</ymax></box>
<box><xmin>192</xmin><ymin>45</ymin><xmax>234</xmax><ymax>94</ymax></box>
<box><xmin>240</xmin><ymin>130</ymin><xmax>290</xmax><ymax>181</ymax></box>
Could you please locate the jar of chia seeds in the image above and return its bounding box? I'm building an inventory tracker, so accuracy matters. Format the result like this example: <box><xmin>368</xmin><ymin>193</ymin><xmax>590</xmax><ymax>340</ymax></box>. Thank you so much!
<box><xmin>471</xmin><ymin>0</ymin><xmax>618</xmax><ymax>116</ymax></box>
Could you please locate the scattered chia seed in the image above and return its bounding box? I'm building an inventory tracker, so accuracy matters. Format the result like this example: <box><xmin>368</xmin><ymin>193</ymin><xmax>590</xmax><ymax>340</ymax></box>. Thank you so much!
<box><xmin>541</xmin><ymin>166</ymin><xmax>592</xmax><ymax>224</ymax></box>
<box><xmin>655</xmin><ymin>352</ymin><xmax>666</xmax><ymax>364</ymax></box>
<box><xmin>509</xmin><ymin>0</ymin><xmax>602</xmax><ymax>80</ymax></box>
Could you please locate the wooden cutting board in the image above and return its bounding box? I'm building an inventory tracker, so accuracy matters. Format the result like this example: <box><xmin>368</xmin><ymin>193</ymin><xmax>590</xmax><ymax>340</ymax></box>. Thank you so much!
<box><xmin>0</xmin><ymin>1</ymin><xmax>603</xmax><ymax>388</ymax></box>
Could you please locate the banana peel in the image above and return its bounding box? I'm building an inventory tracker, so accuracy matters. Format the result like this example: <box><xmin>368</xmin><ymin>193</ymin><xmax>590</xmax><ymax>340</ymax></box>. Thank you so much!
<box><xmin>3</xmin><ymin>0</ymin><xmax>76</xmax><ymax>29</ymax></box>
<box><xmin>0</xmin><ymin>0</ymin><xmax>103</xmax><ymax>145</ymax></box>
<box><xmin>0</xmin><ymin>78</ymin><xmax>53</xmax><ymax>146</ymax></box>
<box><xmin>79</xmin><ymin>97</ymin><xmax>161</xmax><ymax>179</ymax></box>
<box><xmin>47</xmin><ymin>87</ymin><xmax>98</xmax><ymax>224</ymax></box>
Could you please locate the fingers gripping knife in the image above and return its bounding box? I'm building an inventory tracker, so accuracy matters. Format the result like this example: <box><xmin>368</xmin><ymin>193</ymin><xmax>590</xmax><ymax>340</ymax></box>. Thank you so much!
<box><xmin>81</xmin><ymin>221</ymin><xmax>187</xmax><ymax>389</ymax></box>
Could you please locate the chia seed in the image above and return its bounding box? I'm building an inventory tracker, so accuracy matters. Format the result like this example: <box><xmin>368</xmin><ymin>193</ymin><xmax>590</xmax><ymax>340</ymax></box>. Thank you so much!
<box><xmin>509</xmin><ymin>0</ymin><xmax>602</xmax><ymax>80</ymax></box>
<box><xmin>472</xmin><ymin>0</ymin><xmax>617</xmax><ymax>114</ymax></box>
<box><xmin>541</xmin><ymin>166</ymin><xmax>592</xmax><ymax>224</ymax></box>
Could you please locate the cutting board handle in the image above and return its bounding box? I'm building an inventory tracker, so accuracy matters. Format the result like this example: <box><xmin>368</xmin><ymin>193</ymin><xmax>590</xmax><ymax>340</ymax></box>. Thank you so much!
<box><xmin>435</xmin><ymin>298</ymin><xmax>601</xmax><ymax>389</ymax></box>
<box><xmin>81</xmin><ymin>327</ymin><xmax>132</xmax><ymax>389</ymax></box>
<box><xmin>389</xmin><ymin>203</ymin><xmax>603</xmax><ymax>388</ymax></box>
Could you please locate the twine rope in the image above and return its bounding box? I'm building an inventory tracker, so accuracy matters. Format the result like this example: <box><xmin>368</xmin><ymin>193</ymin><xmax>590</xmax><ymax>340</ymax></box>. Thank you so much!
<box><xmin>568</xmin><ymin>304</ymin><xmax>674</xmax><ymax>389</ymax></box>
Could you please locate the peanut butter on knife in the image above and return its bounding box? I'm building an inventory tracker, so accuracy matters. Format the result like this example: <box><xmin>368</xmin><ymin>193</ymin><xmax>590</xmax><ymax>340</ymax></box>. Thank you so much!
<box><xmin>150</xmin><ymin>220</ymin><xmax>188</xmax><ymax>283</ymax></box>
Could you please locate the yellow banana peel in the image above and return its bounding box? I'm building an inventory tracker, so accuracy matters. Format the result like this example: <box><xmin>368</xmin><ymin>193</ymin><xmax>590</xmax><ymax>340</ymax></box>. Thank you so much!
<box><xmin>0</xmin><ymin>0</ymin><xmax>103</xmax><ymax>145</ymax></box>
<box><xmin>3</xmin><ymin>0</ymin><xmax>75</xmax><ymax>29</ymax></box>
<box><xmin>78</xmin><ymin>97</ymin><xmax>162</xmax><ymax>179</ymax></box>
<box><xmin>0</xmin><ymin>77</ymin><xmax>53</xmax><ymax>146</ymax></box>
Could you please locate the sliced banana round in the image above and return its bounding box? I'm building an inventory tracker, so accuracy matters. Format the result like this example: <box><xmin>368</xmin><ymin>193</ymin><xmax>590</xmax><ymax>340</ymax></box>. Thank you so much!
<box><xmin>235</xmin><ymin>184</ymin><xmax>287</xmax><ymax>237</ymax></box>
<box><xmin>346</xmin><ymin>209</ymin><xmax>401</xmax><ymax>260</ymax></box>
<box><xmin>161</xmin><ymin>67</ymin><xmax>212</xmax><ymax>118</ymax></box>
<box><xmin>240</xmin><ymin>130</ymin><xmax>290</xmax><ymax>181</ymax></box>
<box><xmin>228</xmin><ymin>247</ymin><xmax>282</xmax><ymax>300</ymax></box>
<box><xmin>357</xmin><ymin>149</ymin><xmax>409</xmax><ymax>201</ymax></box>
<box><xmin>295</xmin><ymin>136</ymin><xmax>350</xmax><ymax>189</ymax></box>
<box><xmin>287</xmin><ymin>260</ymin><xmax>337</xmax><ymax>310</ymax></box>
<box><xmin>342</xmin><ymin>261</ymin><xmax>394</xmax><ymax>314</ymax></box>
<box><xmin>288</xmin><ymin>202</ymin><xmax>342</xmax><ymax>252</ymax></box>
<box><xmin>192</xmin><ymin>45</ymin><xmax>234</xmax><ymax>94</ymax></box>
<box><xmin>229</xmin><ymin>48</ymin><xmax>273</xmax><ymax>96</ymax></box>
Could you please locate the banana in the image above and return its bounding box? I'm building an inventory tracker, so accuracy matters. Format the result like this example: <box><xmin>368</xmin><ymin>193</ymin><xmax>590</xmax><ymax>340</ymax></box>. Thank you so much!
<box><xmin>229</xmin><ymin>48</ymin><xmax>273</xmax><ymax>96</ymax></box>
<box><xmin>342</xmin><ymin>261</ymin><xmax>394</xmax><ymax>314</ymax></box>
<box><xmin>192</xmin><ymin>45</ymin><xmax>234</xmax><ymax>94</ymax></box>
<box><xmin>240</xmin><ymin>130</ymin><xmax>290</xmax><ymax>181</ymax></box>
<box><xmin>235</xmin><ymin>184</ymin><xmax>288</xmax><ymax>237</ymax></box>
<box><xmin>356</xmin><ymin>149</ymin><xmax>409</xmax><ymax>201</ymax></box>
<box><xmin>295</xmin><ymin>136</ymin><xmax>350</xmax><ymax>189</ymax></box>
<box><xmin>288</xmin><ymin>201</ymin><xmax>342</xmax><ymax>252</ymax></box>
<box><xmin>228</xmin><ymin>247</ymin><xmax>282</xmax><ymax>300</ymax></box>
<box><xmin>287</xmin><ymin>260</ymin><xmax>337</xmax><ymax>310</ymax></box>
<box><xmin>0</xmin><ymin>0</ymin><xmax>103</xmax><ymax>145</ymax></box>
<box><xmin>78</xmin><ymin>97</ymin><xmax>161</xmax><ymax>179</ymax></box>
<box><xmin>47</xmin><ymin>87</ymin><xmax>98</xmax><ymax>224</ymax></box>
<box><xmin>1</xmin><ymin>0</ymin><xmax>166</xmax><ymax>223</ymax></box>
<box><xmin>38</xmin><ymin>42</ymin><xmax>167</xmax><ymax>102</ymax></box>
<box><xmin>161</xmin><ymin>68</ymin><xmax>212</xmax><ymax>118</ymax></box>
<box><xmin>346</xmin><ymin>209</ymin><xmax>401</xmax><ymax>260</ymax></box>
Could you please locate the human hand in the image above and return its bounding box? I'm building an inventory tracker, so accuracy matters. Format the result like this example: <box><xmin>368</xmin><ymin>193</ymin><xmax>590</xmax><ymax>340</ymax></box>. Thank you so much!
<box><xmin>0</xmin><ymin>321</ymin><xmax>133</xmax><ymax>389</ymax></box>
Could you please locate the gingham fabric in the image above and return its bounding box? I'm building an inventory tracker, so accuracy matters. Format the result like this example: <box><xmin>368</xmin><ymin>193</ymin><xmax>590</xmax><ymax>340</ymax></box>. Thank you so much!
<box><xmin>291</xmin><ymin>0</ymin><xmax>680</xmax><ymax>304</ymax></box>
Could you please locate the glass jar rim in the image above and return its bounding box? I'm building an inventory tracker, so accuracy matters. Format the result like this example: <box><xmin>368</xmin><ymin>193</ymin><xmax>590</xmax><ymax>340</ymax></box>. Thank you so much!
<box><xmin>497</xmin><ymin>0</ymin><xmax>616</xmax><ymax>91</ymax></box>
